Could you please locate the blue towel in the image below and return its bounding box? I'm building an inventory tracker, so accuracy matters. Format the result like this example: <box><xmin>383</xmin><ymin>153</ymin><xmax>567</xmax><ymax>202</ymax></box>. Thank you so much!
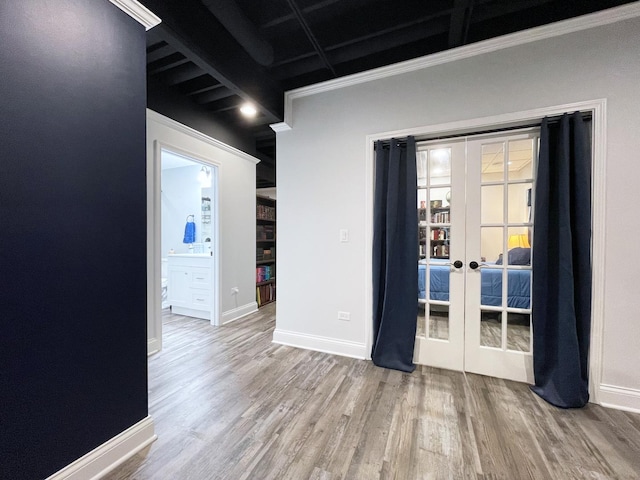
<box><xmin>183</xmin><ymin>221</ymin><xmax>196</xmax><ymax>243</ymax></box>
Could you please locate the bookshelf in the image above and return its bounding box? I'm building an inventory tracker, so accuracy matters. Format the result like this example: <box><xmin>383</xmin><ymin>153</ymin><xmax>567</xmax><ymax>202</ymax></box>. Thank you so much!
<box><xmin>419</xmin><ymin>206</ymin><xmax>450</xmax><ymax>260</ymax></box>
<box><xmin>256</xmin><ymin>195</ymin><xmax>276</xmax><ymax>306</ymax></box>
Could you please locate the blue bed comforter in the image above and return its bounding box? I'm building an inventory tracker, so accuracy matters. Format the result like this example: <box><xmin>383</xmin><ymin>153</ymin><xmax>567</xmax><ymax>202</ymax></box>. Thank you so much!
<box><xmin>418</xmin><ymin>263</ymin><xmax>530</xmax><ymax>309</ymax></box>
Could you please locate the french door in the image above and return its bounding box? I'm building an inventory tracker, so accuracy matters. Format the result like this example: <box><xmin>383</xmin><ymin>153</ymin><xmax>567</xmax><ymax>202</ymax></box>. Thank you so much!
<box><xmin>414</xmin><ymin>130</ymin><xmax>538</xmax><ymax>383</ymax></box>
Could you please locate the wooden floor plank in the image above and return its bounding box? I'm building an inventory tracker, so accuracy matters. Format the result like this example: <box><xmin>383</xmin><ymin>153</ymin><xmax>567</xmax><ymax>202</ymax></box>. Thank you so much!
<box><xmin>104</xmin><ymin>304</ymin><xmax>640</xmax><ymax>480</ymax></box>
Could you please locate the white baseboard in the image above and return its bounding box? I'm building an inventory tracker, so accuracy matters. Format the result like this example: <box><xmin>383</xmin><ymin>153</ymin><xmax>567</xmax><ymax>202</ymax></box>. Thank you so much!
<box><xmin>222</xmin><ymin>302</ymin><xmax>258</xmax><ymax>325</ymax></box>
<box><xmin>272</xmin><ymin>328</ymin><xmax>367</xmax><ymax>360</ymax></box>
<box><xmin>598</xmin><ymin>384</ymin><xmax>640</xmax><ymax>414</ymax></box>
<box><xmin>147</xmin><ymin>337</ymin><xmax>161</xmax><ymax>356</ymax></box>
<box><xmin>46</xmin><ymin>416</ymin><xmax>156</xmax><ymax>480</ymax></box>
<box><xmin>171</xmin><ymin>305</ymin><xmax>210</xmax><ymax>320</ymax></box>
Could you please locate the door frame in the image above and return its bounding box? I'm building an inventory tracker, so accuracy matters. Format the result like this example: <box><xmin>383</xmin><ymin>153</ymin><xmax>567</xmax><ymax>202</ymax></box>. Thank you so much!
<box><xmin>364</xmin><ymin>98</ymin><xmax>607</xmax><ymax>403</ymax></box>
<box><xmin>147</xmin><ymin>140</ymin><xmax>221</xmax><ymax>355</ymax></box>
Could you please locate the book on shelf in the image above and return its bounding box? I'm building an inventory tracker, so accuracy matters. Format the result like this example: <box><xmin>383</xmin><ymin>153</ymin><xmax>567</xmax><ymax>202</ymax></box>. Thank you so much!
<box><xmin>256</xmin><ymin>282</ymin><xmax>276</xmax><ymax>306</ymax></box>
<box><xmin>256</xmin><ymin>265</ymin><xmax>275</xmax><ymax>283</ymax></box>
<box><xmin>431</xmin><ymin>211</ymin><xmax>450</xmax><ymax>223</ymax></box>
<box><xmin>256</xmin><ymin>225</ymin><xmax>275</xmax><ymax>240</ymax></box>
<box><xmin>256</xmin><ymin>204</ymin><xmax>276</xmax><ymax>221</ymax></box>
<box><xmin>257</xmin><ymin>197</ymin><xmax>276</xmax><ymax>307</ymax></box>
<box><xmin>256</xmin><ymin>246</ymin><xmax>275</xmax><ymax>261</ymax></box>
<box><xmin>430</xmin><ymin>228</ymin><xmax>448</xmax><ymax>240</ymax></box>
<box><xmin>432</xmin><ymin>244</ymin><xmax>450</xmax><ymax>257</ymax></box>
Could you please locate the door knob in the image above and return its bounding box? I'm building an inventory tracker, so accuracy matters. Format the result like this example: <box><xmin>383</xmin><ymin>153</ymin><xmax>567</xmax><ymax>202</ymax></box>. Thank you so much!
<box><xmin>453</xmin><ymin>260</ymin><xmax>463</xmax><ymax>269</ymax></box>
<box><xmin>469</xmin><ymin>261</ymin><xmax>479</xmax><ymax>270</ymax></box>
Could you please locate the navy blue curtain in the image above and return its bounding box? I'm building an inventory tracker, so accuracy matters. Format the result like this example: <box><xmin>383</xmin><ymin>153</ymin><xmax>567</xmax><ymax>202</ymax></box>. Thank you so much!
<box><xmin>531</xmin><ymin>112</ymin><xmax>592</xmax><ymax>408</ymax></box>
<box><xmin>372</xmin><ymin>137</ymin><xmax>418</xmax><ymax>373</ymax></box>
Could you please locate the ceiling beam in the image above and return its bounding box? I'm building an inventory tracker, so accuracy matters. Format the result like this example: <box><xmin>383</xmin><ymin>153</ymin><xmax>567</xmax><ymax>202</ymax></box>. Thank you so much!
<box><xmin>448</xmin><ymin>0</ymin><xmax>474</xmax><ymax>48</ymax></box>
<box><xmin>146</xmin><ymin>42</ymin><xmax>175</xmax><ymax>63</ymax></box>
<box><xmin>283</xmin><ymin>0</ymin><xmax>336</xmax><ymax>77</ymax></box>
<box><xmin>184</xmin><ymin>79</ymin><xmax>224</xmax><ymax>96</ymax></box>
<box><xmin>193</xmin><ymin>86</ymin><xmax>235</xmax><ymax>105</ymax></box>
<box><xmin>201</xmin><ymin>0</ymin><xmax>274</xmax><ymax>66</ymax></box>
<box><xmin>147</xmin><ymin>52</ymin><xmax>189</xmax><ymax>74</ymax></box>
<box><xmin>269</xmin><ymin>0</ymin><xmax>557</xmax><ymax>83</ymax></box>
<box><xmin>271</xmin><ymin>15</ymin><xmax>450</xmax><ymax>81</ymax></box>
<box><xmin>261</xmin><ymin>0</ymin><xmax>343</xmax><ymax>29</ymax></box>
<box><xmin>158</xmin><ymin>62</ymin><xmax>205</xmax><ymax>86</ymax></box>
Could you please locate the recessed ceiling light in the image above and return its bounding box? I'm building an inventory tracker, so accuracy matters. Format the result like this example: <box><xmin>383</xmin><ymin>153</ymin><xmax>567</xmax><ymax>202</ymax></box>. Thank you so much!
<box><xmin>240</xmin><ymin>103</ymin><xmax>257</xmax><ymax>118</ymax></box>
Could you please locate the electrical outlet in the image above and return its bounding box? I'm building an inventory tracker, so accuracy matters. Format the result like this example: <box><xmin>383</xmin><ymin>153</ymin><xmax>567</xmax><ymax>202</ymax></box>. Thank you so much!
<box><xmin>231</xmin><ymin>287</ymin><xmax>239</xmax><ymax>294</ymax></box>
<box><xmin>338</xmin><ymin>311</ymin><xmax>350</xmax><ymax>321</ymax></box>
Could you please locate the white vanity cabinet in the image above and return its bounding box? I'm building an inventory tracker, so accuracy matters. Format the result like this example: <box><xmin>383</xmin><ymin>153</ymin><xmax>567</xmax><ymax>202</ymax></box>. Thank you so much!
<box><xmin>167</xmin><ymin>254</ymin><xmax>212</xmax><ymax>320</ymax></box>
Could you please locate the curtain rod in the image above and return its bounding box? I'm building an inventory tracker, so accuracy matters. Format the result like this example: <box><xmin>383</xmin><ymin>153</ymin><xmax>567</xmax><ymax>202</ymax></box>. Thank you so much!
<box><xmin>375</xmin><ymin>111</ymin><xmax>592</xmax><ymax>148</ymax></box>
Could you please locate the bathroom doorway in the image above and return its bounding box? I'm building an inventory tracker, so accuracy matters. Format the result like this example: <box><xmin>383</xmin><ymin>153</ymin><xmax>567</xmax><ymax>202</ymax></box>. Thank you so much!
<box><xmin>160</xmin><ymin>147</ymin><xmax>220</xmax><ymax>330</ymax></box>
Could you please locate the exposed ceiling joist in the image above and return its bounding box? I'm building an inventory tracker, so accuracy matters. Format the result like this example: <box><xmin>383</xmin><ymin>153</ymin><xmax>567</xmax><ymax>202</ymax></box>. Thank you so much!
<box><xmin>146</xmin><ymin>41</ymin><xmax>175</xmax><ymax>63</ymax></box>
<box><xmin>193</xmin><ymin>87</ymin><xmax>236</xmax><ymax>105</ymax></box>
<box><xmin>201</xmin><ymin>0</ymin><xmax>274</xmax><ymax>66</ymax></box>
<box><xmin>271</xmin><ymin>15</ymin><xmax>451</xmax><ymax>82</ymax></box>
<box><xmin>147</xmin><ymin>52</ymin><xmax>189</xmax><ymax>75</ymax></box>
<box><xmin>448</xmin><ymin>0</ymin><xmax>474</xmax><ymax>48</ymax></box>
<box><xmin>140</xmin><ymin>0</ymin><xmax>284</xmax><ymax>122</ymax></box>
<box><xmin>181</xmin><ymin>76</ymin><xmax>221</xmax><ymax>96</ymax></box>
<box><xmin>159</xmin><ymin>62</ymin><xmax>205</xmax><ymax>86</ymax></box>
<box><xmin>284</xmin><ymin>0</ymin><xmax>337</xmax><ymax>77</ymax></box>
<box><xmin>138</xmin><ymin>0</ymin><xmax>636</xmax><ymax>190</ymax></box>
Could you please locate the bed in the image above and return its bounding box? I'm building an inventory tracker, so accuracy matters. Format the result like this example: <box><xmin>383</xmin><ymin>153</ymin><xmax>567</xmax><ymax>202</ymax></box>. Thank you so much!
<box><xmin>418</xmin><ymin>260</ymin><xmax>531</xmax><ymax>309</ymax></box>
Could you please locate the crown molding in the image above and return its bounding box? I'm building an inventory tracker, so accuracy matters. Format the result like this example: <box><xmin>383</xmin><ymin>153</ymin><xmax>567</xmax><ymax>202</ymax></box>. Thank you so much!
<box><xmin>282</xmin><ymin>1</ymin><xmax>640</xmax><ymax>127</ymax></box>
<box><xmin>270</xmin><ymin>122</ymin><xmax>292</xmax><ymax>133</ymax></box>
<box><xmin>109</xmin><ymin>0</ymin><xmax>161</xmax><ymax>30</ymax></box>
<box><xmin>147</xmin><ymin>109</ymin><xmax>260</xmax><ymax>165</ymax></box>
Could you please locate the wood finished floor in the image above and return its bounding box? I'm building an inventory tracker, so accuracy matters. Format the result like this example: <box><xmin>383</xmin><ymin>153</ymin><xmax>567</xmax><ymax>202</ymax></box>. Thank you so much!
<box><xmin>419</xmin><ymin>308</ymin><xmax>531</xmax><ymax>352</ymax></box>
<box><xmin>105</xmin><ymin>304</ymin><xmax>640</xmax><ymax>480</ymax></box>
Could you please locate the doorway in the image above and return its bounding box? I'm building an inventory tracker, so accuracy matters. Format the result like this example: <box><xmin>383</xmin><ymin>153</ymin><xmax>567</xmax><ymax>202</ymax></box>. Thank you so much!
<box><xmin>414</xmin><ymin>130</ymin><xmax>539</xmax><ymax>383</ymax></box>
<box><xmin>160</xmin><ymin>147</ymin><xmax>219</xmax><ymax>329</ymax></box>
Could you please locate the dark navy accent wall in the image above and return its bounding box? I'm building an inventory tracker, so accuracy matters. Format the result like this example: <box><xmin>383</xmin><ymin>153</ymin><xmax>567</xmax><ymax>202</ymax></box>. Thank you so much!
<box><xmin>0</xmin><ymin>1</ymin><xmax>148</xmax><ymax>478</ymax></box>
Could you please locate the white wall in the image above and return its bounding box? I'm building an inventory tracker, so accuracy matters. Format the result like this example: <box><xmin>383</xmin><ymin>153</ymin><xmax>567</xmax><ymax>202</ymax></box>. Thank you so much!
<box><xmin>276</xmin><ymin>11</ymin><xmax>640</xmax><ymax>410</ymax></box>
<box><xmin>147</xmin><ymin>110</ymin><xmax>259</xmax><ymax>353</ymax></box>
<box><xmin>161</xmin><ymin>164</ymin><xmax>202</xmax><ymax>254</ymax></box>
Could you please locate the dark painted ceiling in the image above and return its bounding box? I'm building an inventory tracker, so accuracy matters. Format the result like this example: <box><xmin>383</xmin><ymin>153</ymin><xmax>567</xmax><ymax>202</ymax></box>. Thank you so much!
<box><xmin>139</xmin><ymin>0</ymin><xmax>634</xmax><ymax>188</ymax></box>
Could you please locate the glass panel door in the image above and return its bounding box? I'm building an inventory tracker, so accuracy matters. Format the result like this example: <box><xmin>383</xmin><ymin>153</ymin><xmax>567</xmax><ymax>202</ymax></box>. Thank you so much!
<box><xmin>464</xmin><ymin>132</ymin><xmax>536</xmax><ymax>383</ymax></box>
<box><xmin>414</xmin><ymin>140</ymin><xmax>466</xmax><ymax>371</ymax></box>
<box><xmin>414</xmin><ymin>130</ymin><xmax>538</xmax><ymax>384</ymax></box>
